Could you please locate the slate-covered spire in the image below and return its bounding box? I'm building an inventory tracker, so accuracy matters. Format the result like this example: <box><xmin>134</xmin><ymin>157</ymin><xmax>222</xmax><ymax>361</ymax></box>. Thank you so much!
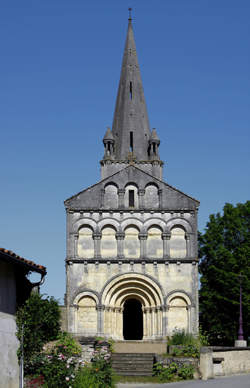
<box><xmin>111</xmin><ymin>16</ymin><xmax>151</xmax><ymax>161</ymax></box>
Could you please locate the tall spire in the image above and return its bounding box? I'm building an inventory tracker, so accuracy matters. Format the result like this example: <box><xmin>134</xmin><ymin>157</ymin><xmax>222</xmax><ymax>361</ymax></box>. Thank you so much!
<box><xmin>111</xmin><ymin>14</ymin><xmax>151</xmax><ymax>161</ymax></box>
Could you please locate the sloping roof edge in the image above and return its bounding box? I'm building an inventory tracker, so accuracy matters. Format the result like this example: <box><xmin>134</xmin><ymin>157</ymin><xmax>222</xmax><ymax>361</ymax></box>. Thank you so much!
<box><xmin>0</xmin><ymin>248</ymin><xmax>47</xmax><ymax>275</ymax></box>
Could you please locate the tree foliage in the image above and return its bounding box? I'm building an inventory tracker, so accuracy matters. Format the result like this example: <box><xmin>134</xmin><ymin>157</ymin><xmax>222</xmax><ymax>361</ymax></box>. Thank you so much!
<box><xmin>16</xmin><ymin>292</ymin><xmax>61</xmax><ymax>363</ymax></box>
<box><xmin>199</xmin><ymin>201</ymin><xmax>250</xmax><ymax>345</ymax></box>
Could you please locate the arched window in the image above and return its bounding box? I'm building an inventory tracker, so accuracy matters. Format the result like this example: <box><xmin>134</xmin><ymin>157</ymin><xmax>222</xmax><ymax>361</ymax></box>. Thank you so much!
<box><xmin>124</xmin><ymin>184</ymin><xmax>138</xmax><ymax>208</ymax></box>
<box><xmin>77</xmin><ymin>296</ymin><xmax>97</xmax><ymax>334</ymax></box>
<box><xmin>104</xmin><ymin>184</ymin><xmax>118</xmax><ymax>208</ymax></box>
<box><xmin>147</xmin><ymin>226</ymin><xmax>163</xmax><ymax>258</ymax></box>
<box><xmin>144</xmin><ymin>184</ymin><xmax>159</xmax><ymax>209</ymax></box>
<box><xmin>124</xmin><ymin>227</ymin><xmax>140</xmax><ymax>259</ymax></box>
<box><xmin>101</xmin><ymin>226</ymin><xmax>117</xmax><ymax>258</ymax></box>
<box><xmin>78</xmin><ymin>227</ymin><xmax>94</xmax><ymax>258</ymax></box>
<box><xmin>170</xmin><ymin>227</ymin><xmax>186</xmax><ymax>258</ymax></box>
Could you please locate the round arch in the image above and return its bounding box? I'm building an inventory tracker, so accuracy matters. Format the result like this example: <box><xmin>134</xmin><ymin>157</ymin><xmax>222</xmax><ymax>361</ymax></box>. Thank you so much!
<box><xmin>73</xmin><ymin>218</ymin><xmax>97</xmax><ymax>234</ymax></box>
<box><xmin>101</xmin><ymin>273</ymin><xmax>164</xmax><ymax>307</ymax></box>
<box><xmin>166</xmin><ymin>218</ymin><xmax>193</xmax><ymax>234</ymax></box>
<box><xmin>101</xmin><ymin>273</ymin><xmax>165</xmax><ymax>340</ymax></box>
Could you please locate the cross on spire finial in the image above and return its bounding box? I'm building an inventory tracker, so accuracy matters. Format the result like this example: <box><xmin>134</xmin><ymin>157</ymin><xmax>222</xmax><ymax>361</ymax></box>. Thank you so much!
<box><xmin>128</xmin><ymin>7</ymin><xmax>132</xmax><ymax>21</ymax></box>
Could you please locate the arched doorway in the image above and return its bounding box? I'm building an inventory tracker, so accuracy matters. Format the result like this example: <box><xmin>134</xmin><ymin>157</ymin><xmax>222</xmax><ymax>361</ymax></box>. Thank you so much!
<box><xmin>123</xmin><ymin>298</ymin><xmax>143</xmax><ymax>340</ymax></box>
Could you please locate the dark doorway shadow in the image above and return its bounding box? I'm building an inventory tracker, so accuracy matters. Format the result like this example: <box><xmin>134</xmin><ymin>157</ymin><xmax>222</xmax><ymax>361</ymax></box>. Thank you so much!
<box><xmin>123</xmin><ymin>298</ymin><xmax>143</xmax><ymax>340</ymax></box>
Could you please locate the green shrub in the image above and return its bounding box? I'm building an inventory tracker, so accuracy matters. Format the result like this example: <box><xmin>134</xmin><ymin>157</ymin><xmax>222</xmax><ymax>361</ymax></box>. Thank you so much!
<box><xmin>168</xmin><ymin>329</ymin><xmax>209</xmax><ymax>358</ymax></box>
<box><xmin>25</xmin><ymin>333</ymin><xmax>81</xmax><ymax>387</ymax></box>
<box><xmin>168</xmin><ymin>330</ymin><xmax>196</xmax><ymax>346</ymax></box>
<box><xmin>73</xmin><ymin>365</ymin><xmax>100</xmax><ymax>388</ymax></box>
<box><xmin>16</xmin><ymin>293</ymin><xmax>60</xmax><ymax>368</ymax></box>
<box><xmin>178</xmin><ymin>364</ymin><xmax>194</xmax><ymax>380</ymax></box>
<box><xmin>170</xmin><ymin>344</ymin><xmax>199</xmax><ymax>358</ymax></box>
<box><xmin>153</xmin><ymin>362</ymin><xmax>178</xmax><ymax>381</ymax></box>
<box><xmin>153</xmin><ymin>361</ymin><xmax>194</xmax><ymax>382</ymax></box>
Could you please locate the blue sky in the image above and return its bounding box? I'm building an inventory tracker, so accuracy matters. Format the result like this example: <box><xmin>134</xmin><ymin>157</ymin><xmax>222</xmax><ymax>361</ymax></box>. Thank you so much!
<box><xmin>1</xmin><ymin>0</ymin><xmax>249</xmax><ymax>302</ymax></box>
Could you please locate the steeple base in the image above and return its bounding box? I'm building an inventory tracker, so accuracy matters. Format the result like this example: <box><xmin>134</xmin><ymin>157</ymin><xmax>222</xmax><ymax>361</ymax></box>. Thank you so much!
<box><xmin>100</xmin><ymin>160</ymin><xmax>164</xmax><ymax>180</ymax></box>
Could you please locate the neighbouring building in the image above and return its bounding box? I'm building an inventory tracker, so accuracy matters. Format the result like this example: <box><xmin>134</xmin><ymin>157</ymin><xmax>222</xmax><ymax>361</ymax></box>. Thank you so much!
<box><xmin>0</xmin><ymin>248</ymin><xmax>46</xmax><ymax>388</ymax></box>
<box><xmin>64</xmin><ymin>16</ymin><xmax>200</xmax><ymax>341</ymax></box>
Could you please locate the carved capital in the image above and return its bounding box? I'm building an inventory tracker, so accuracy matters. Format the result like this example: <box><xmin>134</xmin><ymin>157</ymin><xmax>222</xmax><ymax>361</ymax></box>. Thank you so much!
<box><xmin>116</xmin><ymin>232</ymin><xmax>125</xmax><ymax>240</ymax></box>
<box><xmin>93</xmin><ymin>233</ymin><xmax>102</xmax><ymax>240</ymax></box>
<box><xmin>162</xmin><ymin>232</ymin><xmax>170</xmax><ymax>240</ymax></box>
<box><xmin>138</xmin><ymin>189</ymin><xmax>145</xmax><ymax>196</ymax></box>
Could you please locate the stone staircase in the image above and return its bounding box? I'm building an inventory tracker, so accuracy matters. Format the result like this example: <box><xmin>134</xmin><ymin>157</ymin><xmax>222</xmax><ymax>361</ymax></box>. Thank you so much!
<box><xmin>112</xmin><ymin>353</ymin><xmax>155</xmax><ymax>376</ymax></box>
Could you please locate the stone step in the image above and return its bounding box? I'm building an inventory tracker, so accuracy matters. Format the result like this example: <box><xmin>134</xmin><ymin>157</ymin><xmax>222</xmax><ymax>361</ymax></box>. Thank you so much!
<box><xmin>112</xmin><ymin>352</ymin><xmax>154</xmax><ymax>376</ymax></box>
<box><xmin>114</xmin><ymin>340</ymin><xmax>166</xmax><ymax>354</ymax></box>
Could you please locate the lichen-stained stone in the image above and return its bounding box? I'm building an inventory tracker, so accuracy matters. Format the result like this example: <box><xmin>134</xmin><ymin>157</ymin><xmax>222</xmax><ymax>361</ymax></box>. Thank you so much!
<box><xmin>124</xmin><ymin>227</ymin><xmax>140</xmax><ymax>258</ymax></box>
<box><xmin>78</xmin><ymin>227</ymin><xmax>94</xmax><ymax>258</ymax></box>
<box><xmin>170</xmin><ymin>227</ymin><xmax>187</xmax><ymax>258</ymax></box>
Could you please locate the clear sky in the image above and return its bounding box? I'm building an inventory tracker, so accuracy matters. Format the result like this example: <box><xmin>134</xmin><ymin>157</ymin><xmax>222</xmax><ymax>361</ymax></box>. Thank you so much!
<box><xmin>1</xmin><ymin>0</ymin><xmax>249</xmax><ymax>302</ymax></box>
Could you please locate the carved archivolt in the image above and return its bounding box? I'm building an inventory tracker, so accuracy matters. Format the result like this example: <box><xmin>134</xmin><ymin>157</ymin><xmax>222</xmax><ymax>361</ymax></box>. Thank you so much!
<box><xmin>101</xmin><ymin>273</ymin><xmax>164</xmax><ymax>308</ymax></box>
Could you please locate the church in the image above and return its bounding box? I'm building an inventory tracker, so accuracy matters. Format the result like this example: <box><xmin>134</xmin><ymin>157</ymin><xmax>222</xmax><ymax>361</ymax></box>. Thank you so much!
<box><xmin>64</xmin><ymin>16</ymin><xmax>200</xmax><ymax>341</ymax></box>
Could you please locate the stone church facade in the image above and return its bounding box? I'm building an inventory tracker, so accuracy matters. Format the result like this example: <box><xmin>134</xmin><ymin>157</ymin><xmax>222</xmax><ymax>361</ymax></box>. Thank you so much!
<box><xmin>64</xmin><ymin>17</ymin><xmax>200</xmax><ymax>341</ymax></box>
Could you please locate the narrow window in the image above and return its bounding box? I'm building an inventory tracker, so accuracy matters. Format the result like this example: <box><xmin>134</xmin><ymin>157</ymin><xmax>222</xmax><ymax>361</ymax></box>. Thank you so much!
<box><xmin>129</xmin><ymin>82</ymin><xmax>133</xmax><ymax>100</ymax></box>
<box><xmin>130</xmin><ymin>131</ymin><xmax>133</xmax><ymax>152</ymax></box>
<box><xmin>129</xmin><ymin>190</ymin><xmax>135</xmax><ymax>207</ymax></box>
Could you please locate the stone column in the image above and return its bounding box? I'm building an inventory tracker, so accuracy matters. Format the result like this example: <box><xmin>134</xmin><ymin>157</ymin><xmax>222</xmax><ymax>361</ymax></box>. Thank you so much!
<box><xmin>163</xmin><ymin>305</ymin><xmax>168</xmax><ymax>337</ymax></box>
<box><xmin>93</xmin><ymin>233</ymin><xmax>101</xmax><ymax>259</ymax></box>
<box><xmin>151</xmin><ymin>307</ymin><xmax>155</xmax><ymax>338</ymax></box>
<box><xmin>185</xmin><ymin>233</ymin><xmax>191</xmax><ymax>257</ymax></box>
<box><xmin>100</xmin><ymin>189</ymin><xmax>105</xmax><ymax>207</ymax></box>
<box><xmin>162</xmin><ymin>233</ymin><xmax>169</xmax><ymax>258</ymax></box>
<box><xmin>155</xmin><ymin>307</ymin><xmax>162</xmax><ymax>337</ymax></box>
<box><xmin>158</xmin><ymin>189</ymin><xmax>163</xmax><ymax>209</ymax></box>
<box><xmin>118</xmin><ymin>189</ymin><xmax>125</xmax><ymax>209</ymax></box>
<box><xmin>97</xmin><ymin>305</ymin><xmax>104</xmax><ymax>336</ymax></box>
<box><xmin>139</xmin><ymin>233</ymin><xmax>147</xmax><ymax>259</ymax></box>
<box><xmin>138</xmin><ymin>189</ymin><xmax>145</xmax><ymax>209</ymax></box>
<box><xmin>73</xmin><ymin>233</ymin><xmax>78</xmax><ymax>257</ymax></box>
<box><xmin>116</xmin><ymin>232</ymin><xmax>125</xmax><ymax>259</ymax></box>
<box><xmin>117</xmin><ymin>307</ymin><xmax>123</xmax><ymax>339</ymax></box>
<box><xmin>148</xmin><ymin>307</ymin><xmax>153</xmax><ymax>338</ymax></box>
<box><xmin>142</xmin><ymin>307</ymin><xmax>147</xmax><ymax>339</ymax></box>
<box><xmin>187</xmin><ymin>305</ymin><xmax>191</xmax><ymax>333</ymax></box>
<box><xmin>165</xmin><ymin>233</ymin><xmax>171</xmax><ymax>257</ymax></box>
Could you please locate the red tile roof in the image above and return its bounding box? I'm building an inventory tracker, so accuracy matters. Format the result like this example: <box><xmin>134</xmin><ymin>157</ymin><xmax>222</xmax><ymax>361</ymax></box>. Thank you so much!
<box><xmin>0</xmin><ymin>248</ymin><xmax>47</xmax><ymax>274</ymax></box>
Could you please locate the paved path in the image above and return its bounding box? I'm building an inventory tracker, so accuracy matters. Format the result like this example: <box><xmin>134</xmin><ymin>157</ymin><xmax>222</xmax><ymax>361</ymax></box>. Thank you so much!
<box><xmin>117</xmin><ymin>374</ymin><xmax>250</xmax><ymax>388</ymax></box>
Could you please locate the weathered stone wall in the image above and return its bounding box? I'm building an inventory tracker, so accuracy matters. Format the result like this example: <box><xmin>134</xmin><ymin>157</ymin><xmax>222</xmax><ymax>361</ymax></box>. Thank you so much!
<box><xmin>0</xmin><ymin>261</ymin><xmax>19</xmax><ymax>388</ymax></box>
<box><xmin>65</xmin><ymin>166</ymin><xmax>199</xmax><ymax>340</ymax></box>
<box><xmin>199</xmin><ymin>347</ymin><xmax>250</xmax><ymax>380</ymax></box>
<box><xmin>213</xmin><ymin>348</ymin><xmax>250</xmax><ymax>376</ymax></box>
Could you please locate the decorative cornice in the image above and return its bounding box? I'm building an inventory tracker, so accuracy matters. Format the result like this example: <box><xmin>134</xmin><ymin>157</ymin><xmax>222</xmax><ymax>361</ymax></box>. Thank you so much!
<box><xmin>65</xmin><ymin>257</ymin><xmax>199</xmax><ymax>264</ymax></box>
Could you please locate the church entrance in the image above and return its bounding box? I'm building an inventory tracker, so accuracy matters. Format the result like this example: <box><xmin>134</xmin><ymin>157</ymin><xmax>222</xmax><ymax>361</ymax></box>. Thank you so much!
<box><xmin>123</xmin><ymin>298</ymin><xmax>143</xmax><ymax>340</ymax></box>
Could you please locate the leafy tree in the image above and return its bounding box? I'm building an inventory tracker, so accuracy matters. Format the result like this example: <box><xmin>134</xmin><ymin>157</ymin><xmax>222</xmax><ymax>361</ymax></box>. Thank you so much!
<box><xmin>199</xmin><ymin>201</ymin><xmax>250</xmax><ymax>345</ymax></box>
<box><xmin>16</xmin><ymin>292</ymin><xmax>61</xmax><ymax>364</ymax></box>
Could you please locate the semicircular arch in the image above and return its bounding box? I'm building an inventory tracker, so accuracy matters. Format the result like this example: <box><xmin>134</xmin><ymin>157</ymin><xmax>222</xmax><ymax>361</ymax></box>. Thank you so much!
<box><xmin>144</xmin><ymin>218</ymin><xmax>166</xmax><ymax>232</ymax></box>
<box><xmin>166</xmin><ymin>218</ymin><xmax>193</xmax><ymax>234</ymax></box>
<box><xmin>98</xmin><ymin>218</ymin><xmax>120</xmax><ymax>232</ymax></box>
<box><xmin>165</xmin><ymin>290</ymin><xmax>192</xmax><ymax>306</ymax></box>
<box><xmin>73</xmin><ymin>218</ymin><xmax>97</xmax><ymax>233</ymax></box>
<box><xmin>101</xmin><ymin>273</ymin><xmax>164</xmax><ymax>308</ymax></box>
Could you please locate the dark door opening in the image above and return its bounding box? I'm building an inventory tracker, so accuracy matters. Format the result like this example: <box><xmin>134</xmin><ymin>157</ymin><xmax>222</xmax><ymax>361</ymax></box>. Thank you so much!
<box><xmin>123</xmin><ymin>298</ymin><xmax>143</xmax><ymax>340</ymax></box>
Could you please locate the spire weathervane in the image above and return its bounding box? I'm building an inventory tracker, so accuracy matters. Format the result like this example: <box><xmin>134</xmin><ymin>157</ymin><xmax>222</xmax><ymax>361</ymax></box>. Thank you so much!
<box><xmin>128</xmin><ymin>7</ymin><xmax>132</xmax><ymax>21</ymax></box>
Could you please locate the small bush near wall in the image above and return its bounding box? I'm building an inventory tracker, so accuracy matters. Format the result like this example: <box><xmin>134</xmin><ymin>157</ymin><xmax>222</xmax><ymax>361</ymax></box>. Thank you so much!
<box><xmin>73</xmin><ymin>344</ymin><xmax>114</xmax><ymax>388</ymax></box>
<box><xmin>24</xmin><ymin>335</ymin><xmax>114</xmax><ymax>388</ymax></box>
<box><xmin>153</xmin><ymin>361</ymin><xmax>194</xmax><ymax>382</ymax></box>
<box><xmin>167</xmin><ymin>329</ymin><xmax>209</xmax><ymax>358</ymax></box>
<box><xmin>16</xmin><ymin>293</ymin><xmax>61</xmax><ymax>369</ymax></box>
